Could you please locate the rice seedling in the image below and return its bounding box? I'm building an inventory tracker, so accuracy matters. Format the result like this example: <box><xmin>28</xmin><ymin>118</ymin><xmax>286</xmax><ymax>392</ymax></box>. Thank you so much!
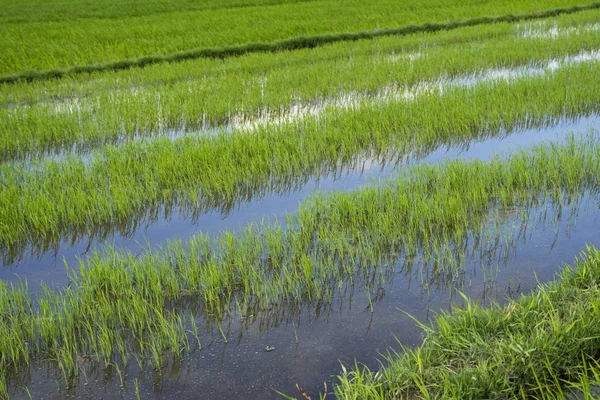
<box><xmin>0</xmin><ymin>0</ymin><xmax>594</xmax><ymax>76</ymax></box>
<box><xmin>3</xmin><ymin>9</ymin><xmax>600</xmax><ymax>159</ymax></box>
<box><xmin>134</xmin><ymin>378</ymin><xmax>141</xmax><ymax>400</ymax></box>
<box><xmin>334</xmin><ymin>245</ymin><xmax>600</xmax><ymax>399</ymax></box>
<box><xmin>0</xmin><ymin>378</ymin><xmax>7</xmax><ymax>400</ymax></box>
<box><xmin>0</xmin><ymin>136</ymin><xmax>599</xmax><ymax>394</ymax></box>
<box><xmin>2</xmin><ymin>59</ymin><xmax>600</xmax><ymax>258</ymax></box>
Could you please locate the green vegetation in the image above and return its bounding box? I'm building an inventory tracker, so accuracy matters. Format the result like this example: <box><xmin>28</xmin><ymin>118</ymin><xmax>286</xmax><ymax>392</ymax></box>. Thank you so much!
<box><xmin>5</xmin><ymin>7</ymin><xmax>599</xmax><ymax>107</ymax></box>
<box><xmin>0</xmin><ymin>0</ymin><xmax>311</xmax><ymax>23</ymax></box>
<box><xmin>3</xmin><ymin>1</ymin><xmax>600</xmax><ymax>398</ymax></box>
<box><xmin>2</xmin><ymin>8</ymin><xmax>600</xmax><ymax>159</ymax></box>
<box><xmin>0</xmin><ymin>0</ymin><xmax>593</xmax><ymax>75</ymax></box>
<box><xmin>1</xmin><ymin>136</ymin><xmax>599</xmax><ymax>392</ymax></box>
<box><xmin>2</xmin><ymin>60</ymin><xmax>600</xmax><ymax>258</ymax></box>
<box><xmin>2</xmin><ymin>2</ymin><xmax>599</xmax><ymax>83</ymax></box>
<box><xmin>335</xmin><ymin>245</ymin><xmax>600</xmax><ymax>399</ymax></box>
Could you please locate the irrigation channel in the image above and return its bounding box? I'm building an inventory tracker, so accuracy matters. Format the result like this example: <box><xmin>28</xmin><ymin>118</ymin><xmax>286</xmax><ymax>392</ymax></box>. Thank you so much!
<box><xmin>3</xmin><ymin>112</ymin><xmax>600</xmax><ymax>399</ymax></box>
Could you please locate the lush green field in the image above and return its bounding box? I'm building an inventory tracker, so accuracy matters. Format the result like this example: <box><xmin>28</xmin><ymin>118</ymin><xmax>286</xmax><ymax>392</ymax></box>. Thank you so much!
<box><xmin>3</xmin><ymin>1</ymin><xmax>600</xmax><ymax>398</ymax></box>
<box><xmin>0</xmin><ymin>0</ymin><xmax>311</xmax><ymax>22</ymax></box>
<box><xmin>2</xmin><ymin>9</ymin><xmax>600</xmax><ymax>160</ymax></box>
<box><xmin>1</xmin><ymin>136</ymin><xmax>598</xmax><ymax>397</ymax></box>
<box><xmin>0</xmin><ymin>0</ymin><xmax>594</xmax><ymax>75</ymax></box>
<box><xmin>5</xmin><ymin>7</ymin><xmax>599</xmax><ymax>106</ymax></box>
<box><xmin>2</xmin><ymin>59</ymin><xmax>599</xmax><ymax>258</ymax></box>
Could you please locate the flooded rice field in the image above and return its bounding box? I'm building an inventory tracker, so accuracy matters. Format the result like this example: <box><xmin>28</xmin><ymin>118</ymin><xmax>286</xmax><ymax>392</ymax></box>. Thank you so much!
<box><xmin>4</xmin><ymin>4</ymin><xmax>600</xmax><ymax>399</ymax></box>
<box><xmin>4</xmin><ymin>113</ymin><xmax>597</xmax><ymax>283</ymax></box>
<box><xmin>8</xmin><ymin>183</ymin><xmax>600</xmax><ymax>400</ymax></box>
<box><xmin>4</xmin><ymin>114</ymin><xmax>600</xmax><ymax>399</ymax></box>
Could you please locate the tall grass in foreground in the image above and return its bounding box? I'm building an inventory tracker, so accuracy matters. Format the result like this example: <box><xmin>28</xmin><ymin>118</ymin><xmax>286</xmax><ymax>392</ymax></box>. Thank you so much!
<box><xmin>334</xmin><ymin>245</ymin><xmax>600</xmax><ymax>399</ymax></box>
<box><xmin>0</xmin><ymin>136</ymin><xmax>599</xmax><ymax>393</ymax></box>
<box><xmin>2</xmin><ymin>61</ymin><xmax>600</xmax><ymax>257</ymax></box>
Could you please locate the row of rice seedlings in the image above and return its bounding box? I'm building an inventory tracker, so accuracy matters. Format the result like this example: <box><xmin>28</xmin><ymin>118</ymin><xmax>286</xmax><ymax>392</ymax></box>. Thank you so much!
<box><xmin>5</xmin><ymin>7</ymin><xmax>598</xmax><ymax>108</ymax></box>
<box><xmin>0</xmin><ymin>0</ymin><xmax>590</xmax><ymax>75</ymax></box>
<box><xmin>0</xmin><ymin>135</ymin><xmax>598</xmax><ymax>392</ymax></box>
<box><xmin>1</xmin><ymin>59</ymin><xmax>600</xmax><ymax>255</ymax></box>
<box><xmin>2</xmin><ymin>162</ymin><xmax>324</xmax><ymax>266</ymax></box>
<box><xmin>333</xmin><ymin>245</ymin><xmax>600</xmax><ymax>399</ymax></box>
<box><xmin>0</xmin><ymin>0</ymin><xmax>297</xmax><ymax>24</ymax></box>
<box><xmin>3</xmin><ymin>10</ymin><xmax>600</xmax><ymax>159</ymax></box>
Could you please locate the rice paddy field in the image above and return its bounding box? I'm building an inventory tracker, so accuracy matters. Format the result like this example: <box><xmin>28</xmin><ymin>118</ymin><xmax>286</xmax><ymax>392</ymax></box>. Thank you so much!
<box><xmin>3</xmin><ymin>0</ymin><xmax>600</xmax><ymax>399</ymax></box>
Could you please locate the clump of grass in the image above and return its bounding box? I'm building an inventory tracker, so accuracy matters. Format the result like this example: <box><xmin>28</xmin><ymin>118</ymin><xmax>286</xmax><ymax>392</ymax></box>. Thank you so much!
<box><xmin>334</xmin><ymin>245</ymin><xmax>600</xmax><ymax>399</ymax></box>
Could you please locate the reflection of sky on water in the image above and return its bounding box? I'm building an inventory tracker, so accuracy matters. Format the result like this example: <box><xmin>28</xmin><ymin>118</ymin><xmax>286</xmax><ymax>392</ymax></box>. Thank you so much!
<box><xmin>2</xmin><ymin>114</ymin><xmax>598</xmax><ymax>289</ymax></box>
<box><xmin>11</xmin><ymin>193</ymin><xmax>600</xmax><ymax>400</ymax></box>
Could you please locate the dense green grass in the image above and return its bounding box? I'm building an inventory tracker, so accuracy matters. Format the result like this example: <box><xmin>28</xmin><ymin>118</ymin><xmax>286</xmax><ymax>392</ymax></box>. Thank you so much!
<box><xmin>2</xmin><ymin>9</ymin><xmax>600</xmax><ymax>159</ymax></box>
<box><xmin>2</xmin><ymin>60</ymin><xmax>599</xmax><ymax>259</ymax></box>
<box><xmin>0</xmin><ymin>0</ymin><xmax>593</xmax><ymax>75</ymax></box>
<box><xmin>0</xmin><ymin>0</ymin><xmax>310</xmax><ymax>23</ymax></box>
<box><xmin>1</xmin><ymin>2</ymin><xmax>599</xmax><ymax>83</ymax></box>
<box><xmin>5</xmin><ymin>8</ymin><xmax>598</xmax><ymax>107</ymax></box>
<box><xmin>1</xmin><ymin>136</ymin><xmax>598</xmax><ymax>395</ymax></box>
<box><xmin>334</xmin><ymin>245</ymin><xmax>600</xmax><ymax>399</ymax></box>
